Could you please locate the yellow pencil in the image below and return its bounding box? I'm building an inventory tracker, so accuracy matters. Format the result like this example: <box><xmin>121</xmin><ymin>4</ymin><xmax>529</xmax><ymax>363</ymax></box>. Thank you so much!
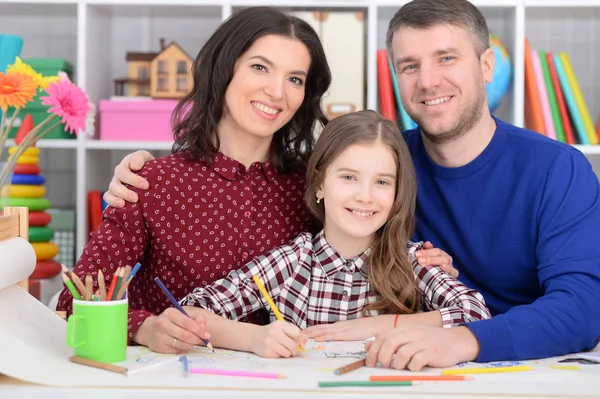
<box><xmin>550</xmin><ymin>365</ymin><xmax>581</xmax><ymax>371</ymax></box>
<box><xmin>252</xmin><ymin>275</ymin><xmax>305</xmax><ymax>357</ymax></box>
<box><xmin>442</xmin><ymin>365</ymin><xmax>532</xmax><ymax>375</ymax></box>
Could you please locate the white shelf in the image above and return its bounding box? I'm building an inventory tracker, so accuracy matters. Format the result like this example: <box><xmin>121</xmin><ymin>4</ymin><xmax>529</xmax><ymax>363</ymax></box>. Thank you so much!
<box><xmin>4</xmin><ymin>0</ymin><xmax>599</xmax><ymax>259</ymax></box>
<box><xmin>85</xmin><ymin>140</ymin><xmax>173</xmax><ymax>150</ymax></box>
<box><xmin>574</xmin><ymin>145</ymin><xmax>600</xmax><ymax>155</ymax></box>
<box><xmin>4</xmin><ymin>139</ymin><xmax>78</xmax><ymax>149</ymax></box>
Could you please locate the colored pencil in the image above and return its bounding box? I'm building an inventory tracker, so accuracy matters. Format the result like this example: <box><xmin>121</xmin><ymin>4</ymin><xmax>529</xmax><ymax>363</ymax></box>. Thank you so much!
<box><xmin>319</xmin><ymin>381</ymin><xmax>418</xmax><ymax>387</ymax></box>
<box><xmin>153</xmin><ymin>277</ymin><xmax>214</xmax><ymax>352</ymax></box>
<box><xmin>189</xmin><ymin>368</ymin><xmax>285</xmax><ymax>379</ymax></box>
<box><xmin>105</xmin><ymin>267</ymin><xmax>121</xmax><ymax>301</ymax></box>
<box><xmin>69</xmin><ymin>273</ymin><xmax>86</xmax><ymax>299</ymax></box>
<box><xmin>98</xmin><ymin>269</ymin><xmax>107</xmax><ymax>300</ymax></box>
<box><xmin>334</xmin><ymin>358</ymin><xmax>365</xmax><ymax>375</ymax></box>
<box><xmin>442</xmin><ymin>365</ymin><xmax>532</xmax><ymax>375</ymax></box>
<box><xmin>126</xmin><ymin>262</ymin><xmax>142</xmax><ymax>282</ymax></box>
<box><xmin>370</xmin><ymin>375</ymin><xmax>472</xmax><ymax>381</ymax></box>
<box><xmin>115</xmin><ymin>275</ymin><xmax>131</xmax><ymax>300</ymax></box>
<box><xmin>111</xmin><ymin>268</ymin><xmax>125</xmax><ymax>300</ymax></box>
<box><xmin>85</xmin><ymin>274</ymin><xmax>94</xmax><ymax>301</ymax></box>
<box><xmin>69</xmin><ymin>355</ymin><xmax>127</xmax><ymax>375</ymax></box>
<box><xmin>182</xmin><ymin>355</ymin><xmax>189</xmax><ymax>377</ymax></box>
<box><xmin>252</xmin><ymin>275</ymin><xmax>305</xmax><ymax>357</ymax></box>
<box><xmin>550</xmin><ymin>365</ymin><xmax>581</xmax><ymax>371</ymax></box>
<box><xmin>62</xmin><ymin>272</ymin><xmax>82</xmax><ymax>300</ymax></box>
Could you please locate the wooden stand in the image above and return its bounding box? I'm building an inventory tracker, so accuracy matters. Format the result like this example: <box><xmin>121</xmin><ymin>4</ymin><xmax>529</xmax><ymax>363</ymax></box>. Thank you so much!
<box><xmin>0</xmin><ymin>206</ymin><xmax>30</xmax><ymax>291</ymax></box>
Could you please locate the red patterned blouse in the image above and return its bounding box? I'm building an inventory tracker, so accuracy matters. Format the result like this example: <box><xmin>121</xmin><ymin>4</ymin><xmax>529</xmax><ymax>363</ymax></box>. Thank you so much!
<box><xmin>56</xmin><ymin>151</ymin><xmax>315</xmax><ymax>342</ymax></box>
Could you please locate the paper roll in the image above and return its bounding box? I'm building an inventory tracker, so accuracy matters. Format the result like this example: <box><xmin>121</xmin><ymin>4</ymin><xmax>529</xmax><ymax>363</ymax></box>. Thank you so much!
<box><xmin>0</xmin><ymin>237</ymin><xmax>36</xmax><ymax>291</ymax></box>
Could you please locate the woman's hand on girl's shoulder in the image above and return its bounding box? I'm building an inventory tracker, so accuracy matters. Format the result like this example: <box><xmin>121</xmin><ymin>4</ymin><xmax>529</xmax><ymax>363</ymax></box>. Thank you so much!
<box><xmin>414</xmin><ymin>241</ymin><xmax>459</xmax><ymax>278</ymax></box>
<box><xmin>103</xmin><ymin>150</ymin><xmax>154</xmax><ymax>208</ymax></box>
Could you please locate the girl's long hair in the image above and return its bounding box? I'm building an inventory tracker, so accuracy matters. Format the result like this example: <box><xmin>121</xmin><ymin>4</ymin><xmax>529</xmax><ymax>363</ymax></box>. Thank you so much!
<box><xmin>304</xmin><ymin>110</ymin><xmax>419</xmax><ymax>314</ymax></box>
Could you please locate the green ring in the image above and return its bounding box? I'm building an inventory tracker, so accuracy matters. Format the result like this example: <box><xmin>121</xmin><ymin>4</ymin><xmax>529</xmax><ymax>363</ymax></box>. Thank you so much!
<box><xmin>28</xmin><ymin>226</ymin><xmax>54</xmax><ymax>242</ymax></box>
<box><xmin>8</xmin><ymin>197</ymin><xmax>52</xmax><ymax>211</ymax></box>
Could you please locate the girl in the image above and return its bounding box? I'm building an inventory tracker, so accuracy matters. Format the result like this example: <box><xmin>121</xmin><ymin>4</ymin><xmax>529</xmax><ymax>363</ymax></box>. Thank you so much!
<box><xmin>179</xmin><ymin>110</ymin><xmax>490</xmax><ymax>358</ymax></box>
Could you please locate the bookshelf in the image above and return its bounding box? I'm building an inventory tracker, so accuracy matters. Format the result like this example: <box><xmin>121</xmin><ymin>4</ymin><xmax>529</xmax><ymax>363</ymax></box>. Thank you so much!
<box><xmin>0</xmin><ymin>0</ymin><xmax>599</xmax><ymax>257</ymax></box>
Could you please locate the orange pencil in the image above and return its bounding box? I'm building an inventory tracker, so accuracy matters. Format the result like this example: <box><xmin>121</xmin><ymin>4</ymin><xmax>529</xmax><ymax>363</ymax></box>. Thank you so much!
<box><xmin>105</xmin><ymin>267</ymin><xmax>121</xmax><ymax>301</ymax></box>
<box><xmin>370</xmin><ymin>375</ymin><xmax>472</xmax><ymax>382</ymax></box>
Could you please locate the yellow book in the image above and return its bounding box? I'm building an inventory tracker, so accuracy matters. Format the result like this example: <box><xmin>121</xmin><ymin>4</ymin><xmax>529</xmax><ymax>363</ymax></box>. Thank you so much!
<box><xmin>559</xmin><ymin>52</ymin><xmax>597</xmax><ymax>145</ymax></box>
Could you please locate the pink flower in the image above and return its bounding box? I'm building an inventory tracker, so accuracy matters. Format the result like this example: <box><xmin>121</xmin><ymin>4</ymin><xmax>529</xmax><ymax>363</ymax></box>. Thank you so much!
<box><xmin>40</xmin><ymin>73</ymin><xmax>89</xmax><ymax>135</ymax></box>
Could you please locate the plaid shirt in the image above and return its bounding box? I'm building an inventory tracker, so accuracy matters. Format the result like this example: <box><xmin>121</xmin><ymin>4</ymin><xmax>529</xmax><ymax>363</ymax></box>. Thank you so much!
<box><xmin>181</xmin><ymin>231</ymin><xmax>490</xmax><ymax>328</ymax></box>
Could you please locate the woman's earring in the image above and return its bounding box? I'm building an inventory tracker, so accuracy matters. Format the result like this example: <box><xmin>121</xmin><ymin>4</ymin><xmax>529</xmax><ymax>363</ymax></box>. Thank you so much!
<box><xmin>316</xmin><ymin>197</ymin><xmax>321</xmax><ymax>204</ymax></box>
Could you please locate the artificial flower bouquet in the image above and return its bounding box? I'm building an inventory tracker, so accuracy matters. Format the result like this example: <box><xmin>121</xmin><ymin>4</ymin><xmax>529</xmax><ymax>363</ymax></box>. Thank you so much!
<box><xmin>0</xmin><ymin>57</ymin><xmax>95</xmax><ymax>191</ymax></box>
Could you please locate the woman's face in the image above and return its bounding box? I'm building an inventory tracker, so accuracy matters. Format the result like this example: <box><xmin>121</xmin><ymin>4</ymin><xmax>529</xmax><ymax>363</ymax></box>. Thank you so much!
<box><xmin>221</xmin><ymin>34</ymin><xmax>311</xmax><ymax>144</ymax></box>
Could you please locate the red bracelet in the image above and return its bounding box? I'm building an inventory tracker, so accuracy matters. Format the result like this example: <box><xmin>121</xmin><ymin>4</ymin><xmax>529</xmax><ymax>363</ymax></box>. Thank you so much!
<box><xmin>394</xmin><ymin>313</ymin><xmax>400</xmax><ymax>328</ymax></box>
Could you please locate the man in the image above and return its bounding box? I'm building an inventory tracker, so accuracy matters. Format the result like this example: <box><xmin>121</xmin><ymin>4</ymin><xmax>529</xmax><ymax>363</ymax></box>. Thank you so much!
<box><xmin>102</xmin><ymin>0</ymin><xmax>600</xmax><ymax>371</ymax></box>
<box><xmin>364</xmin><ymin>0</ymin><xmax>600</xmax><ymax>371</ymax></box>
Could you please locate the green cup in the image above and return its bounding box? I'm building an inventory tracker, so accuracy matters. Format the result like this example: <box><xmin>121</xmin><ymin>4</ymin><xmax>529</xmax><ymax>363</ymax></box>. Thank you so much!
<box><xmin>66</xmin><ymin>298</ymin><xmax>128</xmax><ymax>363</ymax></box>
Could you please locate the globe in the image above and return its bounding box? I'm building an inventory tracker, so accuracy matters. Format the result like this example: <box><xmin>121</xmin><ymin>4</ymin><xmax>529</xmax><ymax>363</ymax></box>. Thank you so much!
<box><xmin>487</xmin><ymin>34</ymin><xmax>512</xmax><ymax>113</ymax></box>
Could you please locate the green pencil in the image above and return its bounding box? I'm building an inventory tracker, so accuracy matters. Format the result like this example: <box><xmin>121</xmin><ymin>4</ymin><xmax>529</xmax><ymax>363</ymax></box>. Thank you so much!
<box><xmin>61</xmin><ymin>272</ymin><xmax>82</xmax><ymax>300</ymax></box>
<box><xmin>319</xmin><ymin>381</ymin><xmax>417</xmax><ymax>387</ymax></box>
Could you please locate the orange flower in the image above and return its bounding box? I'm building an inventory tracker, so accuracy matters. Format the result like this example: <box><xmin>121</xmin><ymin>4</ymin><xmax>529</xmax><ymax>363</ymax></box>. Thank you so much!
<box><xmin>0</xmin><ymin>72</ymin><xmax>37</xmax><ymax>111</ymax></box>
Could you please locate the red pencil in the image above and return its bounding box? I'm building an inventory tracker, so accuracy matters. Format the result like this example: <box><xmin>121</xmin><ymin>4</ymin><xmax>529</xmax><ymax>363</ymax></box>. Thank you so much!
<box><xmin>370</xmin><ymin>375</ymin><xmax>472</xmax><ymax>382</ymax></box>
<box><xmin>105</xmin><ymin>267</ymin><xmax>121</xmax><ymax>301</ymax></box>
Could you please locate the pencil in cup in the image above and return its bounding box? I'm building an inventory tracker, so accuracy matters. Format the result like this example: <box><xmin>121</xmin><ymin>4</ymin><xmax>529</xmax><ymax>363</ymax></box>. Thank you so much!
<box><xmin>153</xmin><ymin>277</ymin><xmax>214</xmax><ymax>352</ymax></box>
<box><xmin>252</xmin><ymin>275</ymin><xmax>306</xmax><ymax>357</ymax></box>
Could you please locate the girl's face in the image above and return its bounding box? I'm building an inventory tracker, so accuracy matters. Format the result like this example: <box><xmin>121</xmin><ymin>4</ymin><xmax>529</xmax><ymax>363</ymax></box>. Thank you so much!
<box><xmin>220</xmin><ymin>34</ymin><xmax>311</xmax><ymax>145</ymax></box>
<box><xmin>317</xmin><ymin>142</ymin><xmax>397</xmax><ymax>256</ymax></box>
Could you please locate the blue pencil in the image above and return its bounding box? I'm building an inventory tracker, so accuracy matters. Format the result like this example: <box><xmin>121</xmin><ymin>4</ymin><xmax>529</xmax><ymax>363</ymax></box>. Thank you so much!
<box><xmin>126</xmin><ymin>262</ymin><xmax>142</xmax><ymax>282</ymax></box>
<box><xmin>181</xmin><ymin>355</ymin><xmax>189</xmax><ymax>377</ymax></box>
<box><xmin>153</xmin><ymin>277</ymin><xmax>214</xmax><ymax>352</ymax></box>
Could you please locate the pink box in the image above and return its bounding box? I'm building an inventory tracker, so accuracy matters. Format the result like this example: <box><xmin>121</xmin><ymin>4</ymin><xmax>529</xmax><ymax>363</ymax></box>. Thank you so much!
<box><xmin>99</xmin><ymin>99</ymin><xmax>179</xmax><ymax>141</ymax></box>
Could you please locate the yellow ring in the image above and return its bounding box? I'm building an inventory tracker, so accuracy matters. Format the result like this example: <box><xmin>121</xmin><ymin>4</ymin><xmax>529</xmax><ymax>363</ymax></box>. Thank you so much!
<box><xmin>8</xmin><ymin>147</ymin><xmax>40</xmax><ymax>156</ymax></box>
<box><xmin>8</xmin><ymin>184</ymin><xmax>46</xmax><ymax>198</ymax></box>
<box><xmin>31</xmin><ymin>242</ymin><xmax>60</xmax><ymax>261</ymax></box>
<box><xmin>10</xmin><ymin>155</ymin><xmax>39</xmax><ymax>165</ymax></box>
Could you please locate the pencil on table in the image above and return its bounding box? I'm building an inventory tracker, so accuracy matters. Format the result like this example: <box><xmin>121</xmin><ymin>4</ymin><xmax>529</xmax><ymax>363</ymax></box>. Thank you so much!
<box><xmin>98</xmin><ymin>269</ymin><xmax>107</xmax><ymax>300</ymax></box>
<box><xmin>370</xmin><ymin>375</ymin><xmax>473</xmax><ymax>381</ymax></box>
<box><xmin>252</xmin><ymin>275</ymin><xmax>305</xmax><ymax>358</ymax></box>
<box><xmin>69</xmin><ymin>273</ymin><xmax>87</xmax><ymax>300</ymax></box>
<box><xmin>182</xmin><ymin>355</ymin><xmax>189</xmax><ymax>377</ymax></box>
<box><xmin>69</xmin><ymin>356</ymin><xmax>127</xmax><ymax>375</ymax></box>
<box><xmin>61</xmin><ymin>272</ymin><xmax>82</xmax><ymax>300</ymax></box>
<box><xmin>334</xmin><ymin>358</ymin><xmax>365</xmax><ymax>375</ymax></box>
<box><xmin>442</xmin><ymin>365</ymin><xmax>532</xmax><ymax>375</ymax></box>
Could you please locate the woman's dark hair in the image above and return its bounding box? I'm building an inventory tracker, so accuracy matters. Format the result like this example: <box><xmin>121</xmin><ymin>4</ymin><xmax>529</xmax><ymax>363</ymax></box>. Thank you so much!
<box><xmin>171</xmin><ymin>6</ymin><xmax>331</xmax><ymax>174</ymax></box>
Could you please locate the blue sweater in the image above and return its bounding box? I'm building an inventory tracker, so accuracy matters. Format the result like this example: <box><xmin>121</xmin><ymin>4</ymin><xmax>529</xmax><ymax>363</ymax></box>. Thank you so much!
<box><xmin>404</xmin><ymin>118</ymin><xmax>600</xmax><ymax>362</ymax></box>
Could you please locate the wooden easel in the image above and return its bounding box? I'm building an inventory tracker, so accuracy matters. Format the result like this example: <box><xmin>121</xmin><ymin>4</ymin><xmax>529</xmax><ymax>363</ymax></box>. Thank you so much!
<box><xmin>0</xmin><ymin>206</ymin><xmax>29</xmax><ymax>291</ymax></box>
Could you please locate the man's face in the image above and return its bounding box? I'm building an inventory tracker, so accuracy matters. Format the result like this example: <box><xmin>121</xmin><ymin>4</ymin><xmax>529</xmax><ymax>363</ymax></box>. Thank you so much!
<box><xmin>391</xmin><ymin>24</ymin><xmax>494</xmax><ymax>144</ymax></box>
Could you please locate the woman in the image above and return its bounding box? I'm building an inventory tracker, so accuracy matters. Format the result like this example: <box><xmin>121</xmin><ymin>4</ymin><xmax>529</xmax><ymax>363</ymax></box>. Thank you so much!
<box><xmin>57</xmin><ymin>6</ymin><xmax>331</xmax><ymax>354</ymax></box>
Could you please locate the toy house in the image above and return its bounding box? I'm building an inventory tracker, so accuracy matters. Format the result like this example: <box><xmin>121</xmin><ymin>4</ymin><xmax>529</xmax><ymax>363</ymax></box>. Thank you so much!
<box><xmin>114</xmin><ymin>39</ymin><xmax>194</xmax><ymax>99</ymax></box>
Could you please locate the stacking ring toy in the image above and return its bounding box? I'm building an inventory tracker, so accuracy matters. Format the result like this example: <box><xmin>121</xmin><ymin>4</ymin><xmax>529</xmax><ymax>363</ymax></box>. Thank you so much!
<box><xmin>30</xmin><ymin>260</ymin><xmax>62</xmax><ymax>279</ymax></box>
<box><xmin>29</xmin><ymin>226</ymin><xmax>54</xmax><ymax>242</ymax></box>
<box><xmin>8</xmin><ymin>147</ymin><xmax>40</xmax><ymax>156</ymax></box>
<box><xmin>11</xmin><ymin>155</ymin><xmax>39</xmax><ymax>165</ymax></box>
<box><xmin>11</xmin><ymin>174</ymin><xmax>46</xmax><ymax>185</ymax></box>
<box><xmin>9</xmin><ymin>184</ymin><xmax>46</xmax><ymax>198</ymax></box>
<box><xmin>29</xmin><ymin>211</ymin><xmax>52</xmax><ymax>226</ymax></box>
<box><xmin>8</xmin><ymin>197</ymin><xmax>51</xmax><ymax>211</ymax></box>
<box><xmin>14</xmin><ymin>164</ymin><xmax>41</xmax><ymax>174</ymax></box>
<box><xmin>31</xmin><ymin>242</ymin><xmax>59</xmax><ymax>261</ymax></box>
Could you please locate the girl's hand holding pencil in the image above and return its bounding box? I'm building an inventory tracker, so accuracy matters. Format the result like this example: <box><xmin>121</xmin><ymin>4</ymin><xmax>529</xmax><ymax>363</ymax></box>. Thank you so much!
<box><xmin>250</xmin><ymin>319</ymin><xmax>308</xmax><ymax>359</ymax></box>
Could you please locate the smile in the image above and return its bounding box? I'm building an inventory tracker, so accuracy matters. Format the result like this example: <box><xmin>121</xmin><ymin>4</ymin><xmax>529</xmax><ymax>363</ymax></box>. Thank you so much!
<box><xmin>423</xmin><ymin>96</ymin><xmax>452</xmax><ymax>106</ymax></box>
<box><xmin>349</xmin><ymin>209</ymin><xmax>375</xmax><ymax>217</ymax></box>
<box><xmin>251</xmin><ymin>101</ymin><xmax>281</xmax><ymax>115</ymax></box>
